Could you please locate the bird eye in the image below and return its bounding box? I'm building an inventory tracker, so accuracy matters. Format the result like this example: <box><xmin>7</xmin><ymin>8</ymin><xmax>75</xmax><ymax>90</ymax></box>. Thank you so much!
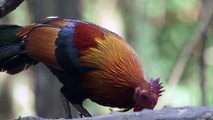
<box><xmin>140</xmin><ymin>92</ymin><xmax>151</xmax><ymax>106</ymax></box>
<box><xmin>141</xmin><ymin>93</ymin><xmax>148</xmax><ymax>100</ymax></box>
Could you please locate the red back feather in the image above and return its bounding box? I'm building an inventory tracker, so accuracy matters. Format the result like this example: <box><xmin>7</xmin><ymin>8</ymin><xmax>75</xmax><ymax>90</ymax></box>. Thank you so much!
<box><xmin>73</xmin><ymin>22</ymin><xmax>104</xmax><ymax>51</ymax></box>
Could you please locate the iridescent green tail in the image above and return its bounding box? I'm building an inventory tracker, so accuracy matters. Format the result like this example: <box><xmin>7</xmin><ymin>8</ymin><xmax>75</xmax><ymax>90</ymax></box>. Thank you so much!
<box><xmin>0</xmin><ymin>25</ymin><xmax>36</xmax><ymax>74</ymax></box>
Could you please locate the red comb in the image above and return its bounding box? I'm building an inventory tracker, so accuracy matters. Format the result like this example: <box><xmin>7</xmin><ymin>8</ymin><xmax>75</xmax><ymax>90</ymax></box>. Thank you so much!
<box><xmin>150</xmin><ymin>78</ymin><xmax>165</xmax><ymax>96</ymax></box>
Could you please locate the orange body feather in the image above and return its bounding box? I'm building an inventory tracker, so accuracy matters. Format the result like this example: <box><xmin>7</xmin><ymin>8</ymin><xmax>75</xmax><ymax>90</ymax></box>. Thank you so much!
<box><xmin>80</xmin><ymin>33</ymin><xmax>149</xmax><ymax>108</ymax></box>
<box><xmin>26</xmin><ymin>27</ymin><xmax>60</xmax><ymax>69</ymax></box>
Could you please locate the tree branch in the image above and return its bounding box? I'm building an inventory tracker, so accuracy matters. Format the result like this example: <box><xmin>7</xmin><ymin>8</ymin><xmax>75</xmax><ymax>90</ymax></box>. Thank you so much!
<box><xmin>165</xmin><ymin>0</ymin><xmax>213</xmax><ymax>104</ymax></box>
<box><xmin>0</xmin><ymin>0</ymin><xmax>24</xmax><ymax>18</ymax></box>
<box><xmin>14</xmin><ymin>107</ymin><xmax>213</xmax><ymax>120</ymax></box>
<box><xmin>199</xmin><ymin>25</ymin><xmax>208</xmax><ymax>106</ymax></box>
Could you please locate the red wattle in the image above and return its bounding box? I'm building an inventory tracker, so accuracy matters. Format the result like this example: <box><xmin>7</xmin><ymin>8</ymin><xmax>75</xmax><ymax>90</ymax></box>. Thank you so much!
<box><xmin>134</xmin><ymin>105</ymin><xmax>143</xmax><ymax>112</ymax></box>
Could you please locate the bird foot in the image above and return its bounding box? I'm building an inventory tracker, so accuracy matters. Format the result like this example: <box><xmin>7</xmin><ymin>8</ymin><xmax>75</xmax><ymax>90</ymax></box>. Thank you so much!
<box><xmin>73</xmin><ymin>104</ymin><xmax>92</xmax><ymax>117</ymax></box>
<box><xmin>60</xmin><ymin>92</ymin><xmax>72</xmax><ymax>118</ymax></box>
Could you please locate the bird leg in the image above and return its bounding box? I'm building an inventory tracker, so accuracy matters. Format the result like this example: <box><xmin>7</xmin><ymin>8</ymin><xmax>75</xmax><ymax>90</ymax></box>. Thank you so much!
<box><xmin>60</xmin><ymin>92</ymin><xmax>72</xmax><ymax>118</ymax></box>
<box><xmin>72</xmin><ymin>104</ymin><xmax>92</xmax><ymax>117</ymax></box>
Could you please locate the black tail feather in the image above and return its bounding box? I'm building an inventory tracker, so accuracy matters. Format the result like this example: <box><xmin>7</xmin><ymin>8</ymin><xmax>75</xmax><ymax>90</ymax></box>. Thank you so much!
<box><xmin>0</xmin><ymin>25</ymin><xmax>37</xmax><ymax>74</ymax></box>
<box><xmin>0</xmin><ymin>43</ymin><xmax>21</xmax><ymax>61</ymax></box>
<box><xmin>0</xmin><ymin>52</ymin><xmax>37</xmax><ymax>74</ymax></box>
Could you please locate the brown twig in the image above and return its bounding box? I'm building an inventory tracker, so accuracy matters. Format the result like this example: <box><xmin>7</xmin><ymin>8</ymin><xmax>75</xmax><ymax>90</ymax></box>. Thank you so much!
<box><xmin>199</xmin><ymin>27</ymin><xmax>208</xmax><ymax>106</ymax></box>
<box><xmin>0</xmin><ymin>0</ymin><xmax>24</xmax><ymax>18</ymax></box>
<box><xmin>166</xmin><ymin>0</ymin><xmax>213</xmax><ymax>104</ymax></box>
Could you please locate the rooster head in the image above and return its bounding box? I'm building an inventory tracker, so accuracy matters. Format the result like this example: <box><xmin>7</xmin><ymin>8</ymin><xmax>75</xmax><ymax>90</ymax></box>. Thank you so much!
<box><xmin>133</xmin><ymin>78</ymin><xmax>164</xmax><ymax>112</ymax></box>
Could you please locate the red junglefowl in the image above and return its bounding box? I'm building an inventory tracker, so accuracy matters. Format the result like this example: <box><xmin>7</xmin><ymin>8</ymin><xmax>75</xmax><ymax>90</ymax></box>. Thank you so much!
<box><xmin>0</xmin><ymin>17</ymin><xmax>164</xmax><ymax>117</ymax></box>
